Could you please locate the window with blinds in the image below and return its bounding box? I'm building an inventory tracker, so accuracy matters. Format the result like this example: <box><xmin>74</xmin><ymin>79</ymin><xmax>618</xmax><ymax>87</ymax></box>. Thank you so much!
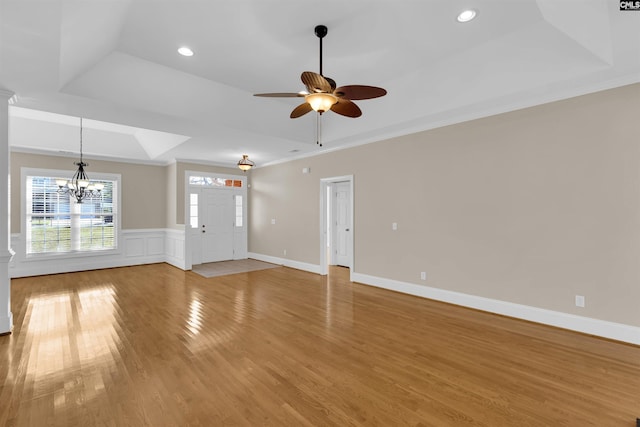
<box><xmin>26</xmin><ymin>175</ymin><xmax>118</xmax><ymax>254</ymax></box>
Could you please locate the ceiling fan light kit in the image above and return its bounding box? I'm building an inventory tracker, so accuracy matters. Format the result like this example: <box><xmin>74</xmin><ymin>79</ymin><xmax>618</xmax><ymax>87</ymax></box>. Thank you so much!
<box><xmin>254</xmin><ymin>24</ymin><xmax>387</xmax><ymax>120</ymax></box>
<box><xmin>306</xmin><ymin>92</ymin><xmax>337</xmax><ymax>113</ymax></box>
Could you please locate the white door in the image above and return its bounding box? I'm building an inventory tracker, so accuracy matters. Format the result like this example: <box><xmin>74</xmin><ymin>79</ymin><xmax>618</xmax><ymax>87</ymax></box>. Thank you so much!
<box><xmin>334</xmin><ymin>181</ymin><xmax>351</xmax><ymax>267</ymax></box>
<box><xmin>201</xmin><ymin>188</ymin><xmax>234</xmax><ymax>263</ymax></box>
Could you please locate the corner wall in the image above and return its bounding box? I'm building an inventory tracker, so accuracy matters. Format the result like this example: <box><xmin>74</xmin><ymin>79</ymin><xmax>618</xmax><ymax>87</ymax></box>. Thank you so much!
<box><xmin>248</xmin><ymin>83</ymin><xmax>640</xmax><ymax>337</ymax></box>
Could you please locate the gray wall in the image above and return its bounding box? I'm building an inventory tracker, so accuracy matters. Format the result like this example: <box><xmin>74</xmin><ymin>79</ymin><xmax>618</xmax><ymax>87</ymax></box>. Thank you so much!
<box><xmin>249</xmin><ymin>83</ymin><xmax>640</xmax><ymax>327</ymax></box>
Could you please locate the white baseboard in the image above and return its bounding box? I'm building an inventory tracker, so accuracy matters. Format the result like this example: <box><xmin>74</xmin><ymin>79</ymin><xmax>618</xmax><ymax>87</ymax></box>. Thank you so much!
<box><xmin>248</xmin><ymin>252</ymin><xmax>321</xmax><ymax>275</ymax></box>
<box><xmin>351</xmin><ymin>272</ymin><xmax>640</xmax><ymax>346</ymax></box>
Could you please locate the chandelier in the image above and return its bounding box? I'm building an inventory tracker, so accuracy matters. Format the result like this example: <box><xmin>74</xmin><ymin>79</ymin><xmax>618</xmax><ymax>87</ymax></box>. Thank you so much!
<box><xmin>56</xmin><ymin>118</ymin><xmax>103</xmax><ymax>203</ymax></box>
<box><xmin>237</xmin><ymin>154</ymin><xmax>255</xmax><ymax>172</ymax></box>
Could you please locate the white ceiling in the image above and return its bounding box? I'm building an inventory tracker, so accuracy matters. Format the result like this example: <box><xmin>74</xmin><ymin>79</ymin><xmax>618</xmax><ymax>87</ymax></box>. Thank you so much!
<box><xmin>1</xmin><ymin>0</ymin><xmax>639</xmax><ymax>168</ymax></box>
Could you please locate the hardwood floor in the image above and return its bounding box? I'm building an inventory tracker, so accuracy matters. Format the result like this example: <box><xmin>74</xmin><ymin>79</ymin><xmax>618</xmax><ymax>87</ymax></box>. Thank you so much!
<box><xmin>1</xmin><ymin>263</ymin><xmax>638</xmax><ymax>426</ymax></box>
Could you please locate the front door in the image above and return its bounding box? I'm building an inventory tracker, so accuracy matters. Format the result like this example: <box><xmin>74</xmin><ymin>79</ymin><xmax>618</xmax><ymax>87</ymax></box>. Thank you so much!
<box><xmin>201</xmin><ymin>188</ymin><xmax>234</xmax><ymax>263</ymax></box>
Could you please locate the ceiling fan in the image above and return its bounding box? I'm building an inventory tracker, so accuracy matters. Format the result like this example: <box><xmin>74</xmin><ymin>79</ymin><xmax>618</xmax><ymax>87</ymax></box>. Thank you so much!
<box><xmin>254</xmin><ymin>25</ymin><xmax>387</xmax><ymax>119</ymax></box>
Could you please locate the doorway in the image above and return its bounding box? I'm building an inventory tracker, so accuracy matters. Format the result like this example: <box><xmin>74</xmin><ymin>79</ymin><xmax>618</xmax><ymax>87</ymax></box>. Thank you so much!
<box><xmin>320</xmin><ymin>175</ymin><xmax>353</xmax><ymax>279</ymax></box>
<box><xmin>186</xmin><ymin>172</ymin><xmax>247</xmax><ymax>269</ymax></box>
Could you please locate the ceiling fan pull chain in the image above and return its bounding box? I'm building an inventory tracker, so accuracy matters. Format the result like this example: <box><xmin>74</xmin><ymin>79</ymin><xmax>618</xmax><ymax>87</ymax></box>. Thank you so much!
<box><xmin>316</xmin><ymin>113</ymin><xmax>323</xmax><ymax>147</ymax></box>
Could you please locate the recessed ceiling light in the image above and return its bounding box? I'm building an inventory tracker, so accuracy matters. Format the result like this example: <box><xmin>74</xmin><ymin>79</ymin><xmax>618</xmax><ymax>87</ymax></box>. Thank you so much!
<box><xmin>178</xmin><ymin>46</ymin><xmax>194</xmax><ymax>57</ymax></box>
<box><xmin>457</xmin><ymin>9</ymin><xmax>477</xmax><ymax>23</ymax></box>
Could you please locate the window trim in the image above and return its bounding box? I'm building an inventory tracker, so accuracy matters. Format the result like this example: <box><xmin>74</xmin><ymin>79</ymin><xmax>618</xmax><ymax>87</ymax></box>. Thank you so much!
<box><xmin>21</xmin><ymin>167</ymin><xmax>122</xmax><ymax>259</ymax></box>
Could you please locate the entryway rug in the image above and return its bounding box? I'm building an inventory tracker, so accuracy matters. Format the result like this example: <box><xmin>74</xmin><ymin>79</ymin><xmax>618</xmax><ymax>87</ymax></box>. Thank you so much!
<box><xmin>192</xmin><ymin>259</ymin><xmax>280</xmax><ymax>278</ymax></box>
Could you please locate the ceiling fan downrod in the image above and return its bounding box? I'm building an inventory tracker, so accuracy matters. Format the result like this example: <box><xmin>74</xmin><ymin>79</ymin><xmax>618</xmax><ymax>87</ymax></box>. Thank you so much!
<box><xmin>315</xmin><ymin>25</ymin><xmax>328</xmax><ymax>76</ymax></box>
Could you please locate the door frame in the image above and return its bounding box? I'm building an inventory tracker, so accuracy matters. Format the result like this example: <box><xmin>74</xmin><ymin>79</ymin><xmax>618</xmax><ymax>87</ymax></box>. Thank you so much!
<box><xmin>184</xmin><ymin>170</ymin><xmax>247</xmax><ymax>270</ymax></box>
<box><xmin>331</xmin><ymin>181</ymin><xmax>352</xmax><ymax>267</ymax></box>
<box><xmin>319</xmin><ymin>175</ymin><xmax>353</xmax><ymax>280</ymax></box>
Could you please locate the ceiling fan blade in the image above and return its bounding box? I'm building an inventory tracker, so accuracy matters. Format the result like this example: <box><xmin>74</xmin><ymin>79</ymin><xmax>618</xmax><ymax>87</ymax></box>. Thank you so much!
<box><xmin>301</xmin><ymin>71</ymin><xmax>331</xmax><ymax>93</ymax></box>
<box><xmin>254</xmin><ymin>93</ymin><xmax>305</xmax><ymax>97</ymax></box>
<box><xmin>334</xmin><ymin>85</ymin><xmax>387</xmax><ymax>100</ymax></box>
<box><xmin>330</xmin><ymin>98</ymin><xmax>362</xmax><ymax>118</ymax></box>
<box><xmin>290</xmin><ymin>102</ymin><xmax>313</xmax><ymax>118</ymax></box>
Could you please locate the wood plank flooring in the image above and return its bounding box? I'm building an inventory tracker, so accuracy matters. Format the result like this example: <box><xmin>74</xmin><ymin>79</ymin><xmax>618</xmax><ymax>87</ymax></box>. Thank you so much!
<box><xmin>0</xmin><ymin>263</ymin><xmax>638</xmax><ymax>426</ymax></box>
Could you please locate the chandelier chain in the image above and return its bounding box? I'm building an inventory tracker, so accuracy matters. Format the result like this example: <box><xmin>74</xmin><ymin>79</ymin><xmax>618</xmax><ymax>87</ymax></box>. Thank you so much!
<box><xmin>56</xmin><ymin>117</ymin><xmax>103</xmax><ymax>203</ymax></box>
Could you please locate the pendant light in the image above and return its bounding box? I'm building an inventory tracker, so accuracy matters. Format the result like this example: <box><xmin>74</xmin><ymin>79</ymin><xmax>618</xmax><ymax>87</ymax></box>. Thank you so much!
<box><xmin>56</xmin><ymin>118</ymin><xmax>103</xmax><ymax>203</ymax></box>
<box><xmin>237</xmin><ymin>155</ymin><xmax>255</xmax><ymax>172</ymax></box>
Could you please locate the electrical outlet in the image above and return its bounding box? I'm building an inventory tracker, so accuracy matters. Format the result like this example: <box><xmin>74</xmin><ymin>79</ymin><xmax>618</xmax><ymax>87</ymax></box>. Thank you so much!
<box><xmin>392</xmin><ymin>222</ymin><xmax>398</xmax><ymax>231</ymax></box>
<box><xmin>575</xmin><ymin>295</ymin><xmax>585</xmax><ymax>308</ymax></box>
<box><xmin>420</xmin><ymin>272</ymin><xmax>426</xmax><ymax>280</ymax></box>
<box><xmin>271</xmin><ymin>218</ymin><xmax>276</xmax><ymax>225</ymax></box>
<box><xmin>283</xmin><ymin>249</ymin><xmax>287</xmax><ymax>256</ymax></box>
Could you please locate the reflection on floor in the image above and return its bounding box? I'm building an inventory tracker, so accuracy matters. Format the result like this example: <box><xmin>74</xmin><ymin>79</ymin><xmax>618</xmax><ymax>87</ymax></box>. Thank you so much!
<box><xmin>1</xmin><ymin>264</ymin><xmax>639</xmax><ymax>426</ymax></box>
<box><xmin>192</xmin><ymin>258</ymin><xmax>280</xmax><ymax>278</ymax></box>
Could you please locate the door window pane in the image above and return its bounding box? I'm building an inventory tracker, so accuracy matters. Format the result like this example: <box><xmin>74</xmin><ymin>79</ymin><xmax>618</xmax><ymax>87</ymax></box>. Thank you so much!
<box><xmin>235</xmin><ymin>195</ymin><xmax>243</xmax><ymax>228</ymax></box>
<box><xmin>190</xmin><ymin>193</ymin><xmax>198</xmax><ymax>228</ymax></box>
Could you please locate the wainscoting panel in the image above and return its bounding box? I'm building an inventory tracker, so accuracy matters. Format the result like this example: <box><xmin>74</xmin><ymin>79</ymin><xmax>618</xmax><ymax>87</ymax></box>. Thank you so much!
<box><xmin>164</xmin><ymin>229</ymin><xmax>185</xmax><ymax>270</ymax></box>
<box><xmin>147</xmin><ymin>237</ymin><xmax>165</xmax><ymax>256</ymax></box>
<box><xmin>9</xmin><ymin>228</ymin><xmax>185</xmax><ymax>278</ymax></box>
<box><xmin>124</xmin><ymin>237</ymin><xmax>145</xmax><ymax>257</ymax></box>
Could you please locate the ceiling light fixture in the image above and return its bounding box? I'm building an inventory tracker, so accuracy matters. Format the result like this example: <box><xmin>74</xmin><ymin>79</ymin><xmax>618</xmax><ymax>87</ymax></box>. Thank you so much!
<box><xmin>457</xmin><ymin>9</ymin><xmax>477</xmax><ymax>23</ymax></box>
<box><xmin>237</xmin><ymin>155</ymin><xmax>255</xmax><ymax>172</ymax></box>
<box><xmin>178</xmin><ymin>46</ymin><xmax>194</xmax><ymax>57</ymax></box>
<box><xmin>56</xmin><ymin>118</ymin><xmax>103</xmax><ymax>203</ymax></box>
<box><xmin>306</xmin><ymin>92</ymin><xmax>337</xmax><ymax>114</ymax></box>
<box><xmin>253</xmin><ymin>25</ymin><xmax>386</xmax><ymax>121</ymax></box>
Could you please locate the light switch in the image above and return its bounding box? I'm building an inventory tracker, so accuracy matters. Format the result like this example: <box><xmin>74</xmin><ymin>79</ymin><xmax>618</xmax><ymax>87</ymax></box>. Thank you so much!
<box><xmin>392</xmin><ymin>222</ymin><xmax>398</xmax><ymax>231</ymax></box>
<box><xmin>271</xmin><ymin>218</ymin><xmax>276</xmax><ymax>225</ymax></box>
